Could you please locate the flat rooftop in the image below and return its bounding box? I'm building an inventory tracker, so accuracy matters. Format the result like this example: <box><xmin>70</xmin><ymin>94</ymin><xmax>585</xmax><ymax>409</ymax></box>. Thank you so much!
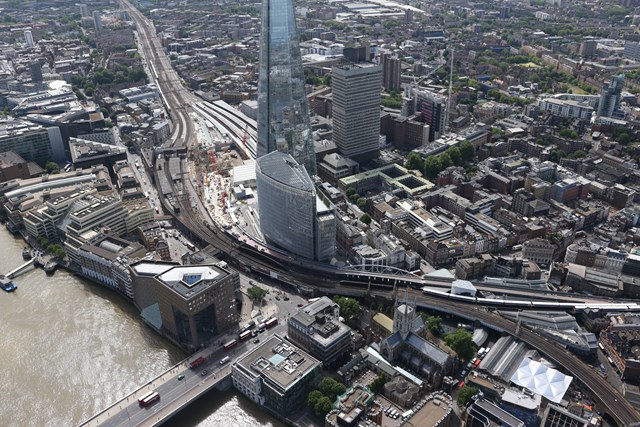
<box><xmin>410</xmin><ymin>397</ymin><xmax>451</xmax><ymax>427</ymax></box>
<box><xmin>235</xmin><ymin>335</ymin><xmax>320</xmax><ymax>393</ymax></box>
<box><xmin>131</xmin><ymin>262</ymin><xmax>230</xmax><ymax>299</ymax></box>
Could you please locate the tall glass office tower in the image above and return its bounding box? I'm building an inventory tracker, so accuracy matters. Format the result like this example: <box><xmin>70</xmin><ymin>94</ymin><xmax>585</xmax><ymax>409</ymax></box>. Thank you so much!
<box><xmin>256</xmin><ymin>0</ymin><xmax>317</xmax><ymax>175</ymax></box>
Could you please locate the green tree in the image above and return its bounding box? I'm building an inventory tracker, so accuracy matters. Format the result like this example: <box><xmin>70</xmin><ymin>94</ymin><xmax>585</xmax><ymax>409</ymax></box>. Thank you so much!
<box><xmin>333</xmin><ymin>296</ymin><xmax>361</xmax><ymax>320</ymax></box>
<box><xmin>447</xmin><ymin>146</ymin><xmax>462</xmax><ymax>165</ymax></box>
<box><xmin>457</xmin><ymin>385</ymin><xmax>479</xmax><ymax>407</ymax></box>
<box><xmin>558</xmin><ymin>128</ymin><xmax>578</xmax><ymax>139</ymax></box>
<box><xmin>247</xmin><ymin>285</ymin><xmax>267</xmax><ymax>304</ymax></box>
<box><xmin>45</xmin><ymin>161</ymin><xmax>60</xmax><ymax>174</ymax></box>
<box><xmin>345</xmin><ymin>187</ymin><xmax>357</xmax><ymax>197</ymax></box>
<box><xmin>549</xmin><ymin>149</ymin><xmax>567</xmax><ymax>164</ymax></box>
<box><xmin>307</xmin><ymin>390</ymin><xmax>324</xmax><ymax>408</ymax></box>
<box><xmin>423</xmin><ymin>156</ymin><xmax>442</xmax><ymax>179</ymax></box>
<box><xmin>405</xmin><ymin>152</ymin><xmax>423</xmax><ymax>170</ymax></box>
<box><xmin>314</xmin><ymin>396</ymin><xmax>333</xmax><ymax>418</ymax></box>
<box><xmin>357</xmin><ymin>198</ymin><xmax>367</xmax><ymax>209</ymax></box>
<box><xmin>567</xmin><ymin>150</ymin><xmax>587</xmax><ymax>159</ymax></box>
<box><xmin>426</xmin><ymin>315</ymin><xmax>443</xmax><ymax>335</ymax></box>
<box><xmin>360</xmin><ymin>214</ymin><xmax>371</xmax><ymax>225</ymax></box>
<box><xmin>459</xmin><ymin>141</ymin><xmax>475</xmax><ymax>161</ymax></box>
<box><xmin>369</xmin><ymin>373</ymin><xmax>388</xmax><ymax>393</ymax></box>
<box><xmin>439</xmin><ymin>152</ymin><xmax>453</xmax><ymax>169</ymax></box>
<box><xmin>445</xmin><ymin>329</ymin><xmax>476</xmax><ymax>361</ymax></box>
<box><xmin>318</xmin><ymin>377</ymin><xmax>346</xmax><ymax>400</ymax></box>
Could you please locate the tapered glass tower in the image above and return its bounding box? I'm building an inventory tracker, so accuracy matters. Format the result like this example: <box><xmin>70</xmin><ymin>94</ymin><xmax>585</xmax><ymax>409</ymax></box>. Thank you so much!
<box><xmin>257</xmin><ymin>0</ymin><xmax>317</xmax><ymax>175</ymax></box>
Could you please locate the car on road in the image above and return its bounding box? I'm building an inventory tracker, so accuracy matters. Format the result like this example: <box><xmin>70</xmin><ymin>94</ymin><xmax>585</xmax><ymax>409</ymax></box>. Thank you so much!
<box><xmin>201</xmin><ymin>369</ymin><xmax>208</xmax><ymax>376</ymax></box>
<box><xmin>283</xmin><ymin>297</ymin><xmax>290</xmax><ymax>301</ymax></box>
<box><xmin>275</xmin><ymin>296</ymin><xmax>280</xmax><ymax>301</ymax></box>
<box><xmin>253</xmin><ymin>338</ymin><xmax>260</xmax><ymax>343</ymax></box>
<box><xmin>178</xmin><ymin>374</ymin><xmax>185</xmax><ymax>381</ymax></box>
<box><xmin>297</xmin><ymin>303</ymin><xmax>303</xmax><ymax>307</ymax></box>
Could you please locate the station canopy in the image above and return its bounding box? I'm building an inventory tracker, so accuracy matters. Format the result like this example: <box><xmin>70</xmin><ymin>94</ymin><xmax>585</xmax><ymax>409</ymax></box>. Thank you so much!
<box><xmin>510</xmin><ymin>357</ymin><xmax>573</xmax><ymax>403</ymax></box>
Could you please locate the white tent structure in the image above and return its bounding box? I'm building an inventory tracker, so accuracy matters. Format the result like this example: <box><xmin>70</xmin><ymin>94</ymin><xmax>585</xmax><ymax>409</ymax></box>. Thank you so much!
<box><xmin>510</xmin><ymin>357</ymin><xmax>573</xmax><ymax>403</ymax></box>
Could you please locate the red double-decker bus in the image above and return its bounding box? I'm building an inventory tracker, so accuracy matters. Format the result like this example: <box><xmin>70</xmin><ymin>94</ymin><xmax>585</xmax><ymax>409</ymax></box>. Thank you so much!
<box><xmin>138</xmin><ymin>391</ymin><xmax>160</xmax><ymax>407</ymax></box>
<box><xmin>223</xmin><ymin>339</ymin><xmax>238</xmax><ymax>351</ymax></box>
<box><xmin>265</xmin><ymin>318</ymin><xmax>278</xmax><ymax>329</ymax></box>
<box><xmin>239</xmin><ymin>330</ymin><xmax>251</xmax><ymax>342</ymax></box>
<box><xmin>189</xmin><ymin>356</ymin><xmax>205</xmax><ymax>369</ymax></box>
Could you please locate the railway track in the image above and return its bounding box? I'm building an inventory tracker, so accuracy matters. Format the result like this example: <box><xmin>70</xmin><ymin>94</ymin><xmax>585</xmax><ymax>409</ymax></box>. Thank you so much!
<box><xmin>120</xmin><ymin>1</ymin><xmax>640</xmax><ymax>424</ymax></box>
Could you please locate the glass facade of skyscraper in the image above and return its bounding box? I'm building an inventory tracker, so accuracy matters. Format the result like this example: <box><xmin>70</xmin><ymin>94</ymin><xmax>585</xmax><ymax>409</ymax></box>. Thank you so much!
<box><xmin>256</xmin><ymin>0</ymin><xmax>317</xmax><ymax>175</ymax></box>
<box><xmin>256</xmin><ymin>152</ymin><xmax>335</xmax><ymax>261</ymax></box>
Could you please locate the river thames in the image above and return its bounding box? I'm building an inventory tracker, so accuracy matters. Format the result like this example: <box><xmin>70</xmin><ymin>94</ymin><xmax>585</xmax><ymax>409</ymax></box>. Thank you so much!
<box><xmin>0</xmin><ymin>227</ymin><xmax>283</xmax><ymax>427</ymax></box>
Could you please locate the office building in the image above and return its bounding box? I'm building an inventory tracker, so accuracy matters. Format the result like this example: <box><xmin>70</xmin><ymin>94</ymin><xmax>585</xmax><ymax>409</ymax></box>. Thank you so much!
<box><xmin>331</xmin><ymin>63</ymin><xmax>382</xmax><ymax>162</ymax></box>
<box><xmin>541</xmin><ymin>404</ymin><xmax>589</xmax><ymax>427</ymax></box>
<box><xmin>232</xmin><ymin>334</ymin><xmax>321</xmax><ymax>415</ymax></box>
<box><xmin>70</xmin><ymin>138</ymin><xmax>127</xmax><ymax>172</ymax></box>
<box><xmin>381</xmin><ymin>52</ymin><xmax>401</xmax><ymax>92</ymax></box>
<box><xmin>93</xmin><ymin>11</ymin><xmax>102</xmax><ymax>33</ymax></box>
<box><xmin>0</xmin><ymin>119</ymin><xmax>64</xmax><ymax>165</ymax></box>
<box><xmin>597</xmin><ymin>75</ymin><xmax>624</xmax><ymax>119</ymax></box>
<box><xmin>79</xmin><ymin>3</ymin><xmax>89</xmax><ymax>18</ymax></box>
<box><xmin>76</xmin><ymin>234</ymin><xmax>146</xmax><ymax>299</ymax></box>
<box><xmin>30</xmin><ymin>61</ymin><xmax>43</xmax><ymax>83</ymax></box>
<box><xmin>23</xmin><ymin>186</ymin><xmax>97</xmax><ymax>242</ymax></box>
<box><xmin>130</xmin><ymin>261</ymin><xmax>240</xmax><ymax>349</ymax></box>
<box><xmin>287</xmin><ymin>296</ymin><xmax>352</xmax><ymax>366</ymax></box>
<box><xmin>256</xmin><ymin>151</ymin><xmax>335</xmax><ymax>262</ymax></box>
<box><xmin>256</xmin><ymin>0</ymin><xmax>316</xmax><ymax>175</ymax></box>
<box><xmin>24</xmin><ymin>30</ymin><xmax>34</xmax><ymax>48</ymax></box>
<box><xmin>467</xmin><ymin>396</ymin><xmax>525</xmax><ymax>427</ymax></box>
<box><xmin>0</xmin><ymin>151</ymin><xmax>43</xmax><ymax>183</ymax></box>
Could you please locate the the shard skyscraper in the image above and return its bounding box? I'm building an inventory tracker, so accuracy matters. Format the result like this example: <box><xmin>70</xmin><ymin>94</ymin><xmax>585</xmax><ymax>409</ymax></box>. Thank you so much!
<box><xmin>256</xmin><ymin>0</ymin><xmax>317</xmax><ymax>175</ymax></box>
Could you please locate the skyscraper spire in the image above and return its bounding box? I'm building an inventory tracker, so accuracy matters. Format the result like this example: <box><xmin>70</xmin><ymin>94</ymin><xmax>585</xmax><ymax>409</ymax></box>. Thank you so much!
<box><xmin>256</xmin><ymin>0</ymin><xmax>317</xmax><ymax>175</ymax></box>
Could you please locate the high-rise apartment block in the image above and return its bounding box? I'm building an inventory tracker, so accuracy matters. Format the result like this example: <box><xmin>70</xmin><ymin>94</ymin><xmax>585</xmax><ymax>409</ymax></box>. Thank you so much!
<box><xmin>30</xmin><ymin>61</ymin><xmax>43</xmax><ymax>83</ymax></box>
<box><xmin>597</xmin><ymin>74</ymin><xmax>624</xmax><ymax>119</ymax></box>
<box><xmin>418</xmin><ymin>92</ymin><xmax>446</xmax><ymax>142</ymax></box>
<box><xmin>331</xmin><ymin>63</ymin><xmax>382</xmax><ymax>163</ymax></box>
<box><xmin>256</xmin><ymin>151</ymin><xmax>335</xmax><ymax>261</ymax></box>
<box><xmin>380</xmin><ymin>52</ymin><xmax>401</xmax><ymax>92</ymax></box>
<box><xmin>256</xmin><ymin>0</ymin><xmax>316</xmax><ymax>175</ymax></box>
<box><xmin>24</xmin><ymin>30</ymin><xmax>34</xmax><ymax>48</ymax></box>
<box><xmin>93</xmin><ymin>11</ymin><xmax>102</xmax><ymax>33</ymax></box>
<box><xmin>579</xmin><ymin>39</ymin><xmax>598</xmax><ymax>57</ymax></box>
<box><xmin>79</xmin><ymin>3</ymin><xmax>89</xmax><ymax>18</ymax></box>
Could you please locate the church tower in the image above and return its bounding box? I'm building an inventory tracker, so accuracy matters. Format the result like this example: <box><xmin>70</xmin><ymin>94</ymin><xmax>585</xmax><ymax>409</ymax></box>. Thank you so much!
<box><xmin>393</xmin><ymin>288</ymin><xmax>416</xmax><ymax>340</ymax></box>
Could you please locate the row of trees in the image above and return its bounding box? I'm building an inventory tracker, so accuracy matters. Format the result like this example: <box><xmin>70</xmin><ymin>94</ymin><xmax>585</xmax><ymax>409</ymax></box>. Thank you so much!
<box><xmin>307</xmin><ymin>377</ymin><xmax>346</xmax><ymax>418</ymax></box>
<box><xmin>405</xmin><ymin>141</ymin><xmax>475</xmax><ymax>180</ymax></box>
